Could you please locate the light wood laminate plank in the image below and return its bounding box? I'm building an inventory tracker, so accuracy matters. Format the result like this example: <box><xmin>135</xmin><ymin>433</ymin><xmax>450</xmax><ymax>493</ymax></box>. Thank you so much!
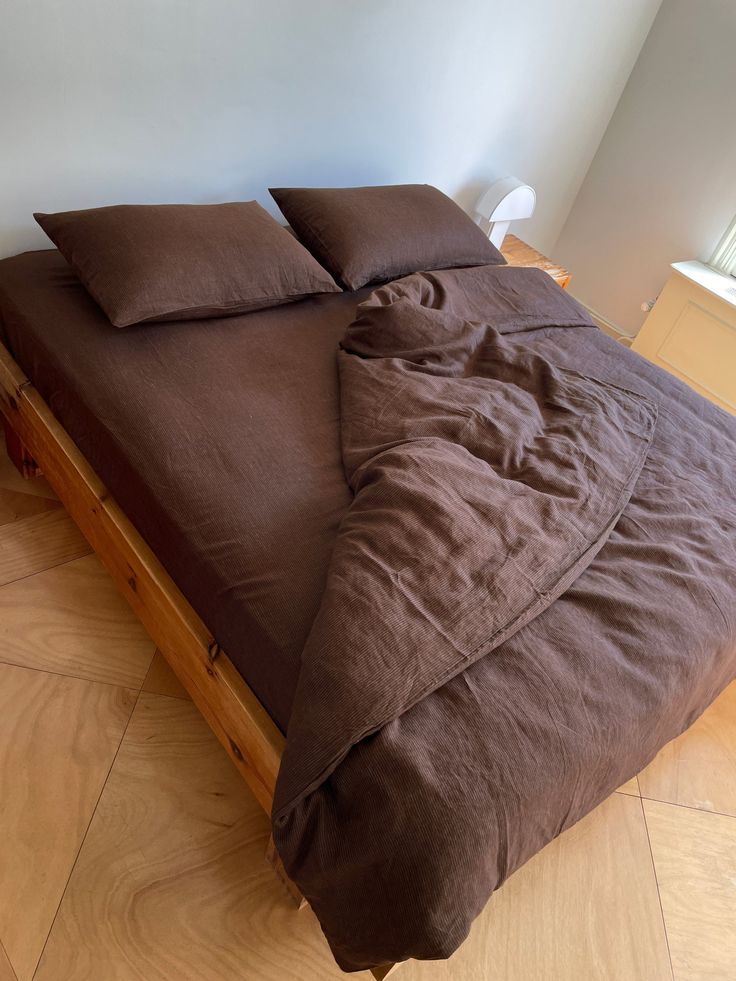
<box><xmin>0</xmin><ymin>554</ymin><xmax>155</xmax><ymax>688</ymax></box>
<box><xmin>35</xmin><ymin>694</ymin><xmax>346</xmax><ymax>981</ymax></box>
<box><xmin>0</xmin><ymin>663</ymin><xmax>134</xmax><ymax>981</ymax></box>
<box><xmin>402</xmin><ymin>793</ymin><xmax>672</xmax><ymax>981</ymax></box>
<box><xmin>0</xmin><ymin>485</ymin><xmax>59</xmax><ymax>529</ymax></box>
<box><xmin>639</xmin><ymin>683</ymin><xmax>736</xmax><ymax>817</ymax></box>
<box><xmin>0</xmin><ymin>941</ymin><xmax>17</xmax><ymax>981</ymax></box>
<box><xmin>0</xmin><ymin>451</ymin><xmax>56</xmax><ymax>501</ymax></box>
<box><xmin>142</xmin><ymin>649</ymin><xmax>191</xmax><ymax>700</ymax></box>
<box><xmin>0</xmin><ymin>509</ymin><xmax>90</xmax><ymax>587</ymax></box>
<box><xmin>645</xmin><ymin>799</ymin><xmax>736</xmax><ymax>981</ymax></box>
<box><xmin>618</xmin><ymin>775</ymin><xmax>641</xmax><ymax>797</ymax></box>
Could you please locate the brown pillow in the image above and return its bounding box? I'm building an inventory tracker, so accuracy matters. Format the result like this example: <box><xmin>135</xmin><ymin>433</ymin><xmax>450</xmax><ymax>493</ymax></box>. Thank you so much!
<box><xmin>269</xmin><ymin>184</ymin><xmax>505</xmax><ymax>290</ymax></box>
<box><xmin>34</xmin><ymin>202</ymin><xmax>340</xmax><ymax>327</ymax></box>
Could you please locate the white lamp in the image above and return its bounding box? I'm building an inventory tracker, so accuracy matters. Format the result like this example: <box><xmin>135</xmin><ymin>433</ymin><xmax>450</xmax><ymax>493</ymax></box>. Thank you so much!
<box><xmin>475</xmin><ymin>177</ymin><xmax>536</xmax><ymax>249</ymax></box>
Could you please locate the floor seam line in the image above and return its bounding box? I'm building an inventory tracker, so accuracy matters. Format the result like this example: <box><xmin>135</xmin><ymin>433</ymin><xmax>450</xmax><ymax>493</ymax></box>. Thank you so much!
<box><xmin>0</xmin><ymin>487</ymin><xmax>57</xmax><ymax>506</ymax></box>
<box><xmin>0</xmin><ymin>655</ymin><xmax>150</xmax><ymax>694</ymax></box>
<box><xmin>639</xmin><ymin>794</ymin><xmax>736</xmax><ymax>822</ymax></box>
<box><xmin>140</xmin><ymin>687</ymin><xmax>191</xmax><ymax>702</ymax></box>
<box><xmin>137</xmin><ymin>649</ymin><xmax>157</xmax><ymax>695</ymax></box>
<box><xmin>0</xmin><ymin>936</ymin><xmax>19</xmax><ymax>981</ymax></box>
<box><xmin>0</xmin><ymin>546</ymin><xmax>94</xmax><ymax>591</ymax></box>
<box><xmin>28</xmin><ymin>689</ymin><xmax>142</xmax><ymax>981</ymax></box>
<box><xmin>138</xmin><ymin>649</ymin><xmax>193</xmax><ymax>701</ymax></box>
<box><xmin>639</xmin><ymin>796</ymin><xmax>676</xmax><ymax>981</ymax></box>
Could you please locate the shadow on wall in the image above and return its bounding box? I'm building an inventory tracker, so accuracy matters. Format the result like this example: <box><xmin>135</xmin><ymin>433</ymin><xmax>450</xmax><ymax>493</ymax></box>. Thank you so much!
<box><xmin>454</xmin><ymin>180</ymin><xmax>489</xmax><ymax>220</ymax></box>
<box><xmin>553</xmin><ymin>0</ymin><xmax>736</xmax><ymax>337</ymax></box>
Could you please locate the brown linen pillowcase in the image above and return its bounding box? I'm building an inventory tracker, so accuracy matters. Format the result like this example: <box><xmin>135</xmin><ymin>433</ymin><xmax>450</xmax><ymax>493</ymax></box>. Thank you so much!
<box><xmin>34</xmin><ymin>201</ymin><xmax>340</xmax><ymax>327</ymax></box>
<box><xmin>269</xmin><ymin>183</ymin><xmax>506</xmax><ymax>290</ymax></box>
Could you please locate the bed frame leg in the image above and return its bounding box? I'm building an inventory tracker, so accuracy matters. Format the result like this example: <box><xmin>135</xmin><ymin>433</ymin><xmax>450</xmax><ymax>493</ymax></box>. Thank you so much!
<box><xmin>3</xmin><ymin>417</ymin><xmax>42</xmax><ymax>478</ymax></box>
<box><xmin>265</xmin><ymin>835</ymin><xmax>308</xmax><ymax>910</ymax></box>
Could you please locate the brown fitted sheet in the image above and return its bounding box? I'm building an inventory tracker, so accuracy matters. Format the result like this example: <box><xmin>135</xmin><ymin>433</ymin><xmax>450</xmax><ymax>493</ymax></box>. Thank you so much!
<box><xmin>0</xmin><ymin>249</ymin><xmax>366</xmax><ymax>731</ymax></box>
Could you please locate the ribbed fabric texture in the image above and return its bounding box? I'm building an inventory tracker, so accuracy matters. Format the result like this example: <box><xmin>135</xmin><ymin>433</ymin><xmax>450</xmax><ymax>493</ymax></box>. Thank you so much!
<box><xmin>35</xmin><ymin>201</ymin><xmax>339</xmax><ymax>326</ymax></box>
<box><xmin>270</xmin><ymin>184</ymin><xmax>505</xmax><ymax>289</ymax></box>
<box><xmin>273</xmin><ymin>266</ymin><xmax>736</xmax><ymax>971</ymax></box>
<box><xmin>1</xmin><ymin>253</ymin><xmax>734</xmax><ymax>972</ymax></box>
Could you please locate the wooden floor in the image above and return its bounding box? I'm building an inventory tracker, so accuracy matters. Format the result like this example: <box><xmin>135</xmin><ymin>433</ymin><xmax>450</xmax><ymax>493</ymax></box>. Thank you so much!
<box><xmin>0</xmin><ymin>448</ymin><xmax>734</xmax><ymax>981</ymax></box>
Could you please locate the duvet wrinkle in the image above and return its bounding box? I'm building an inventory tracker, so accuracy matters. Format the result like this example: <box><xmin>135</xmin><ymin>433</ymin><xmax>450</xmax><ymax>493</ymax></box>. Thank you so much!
<box><xmin>269</xmin><ymin>264</ymin><xmax>736</xmax><ymax>973</ymax></box>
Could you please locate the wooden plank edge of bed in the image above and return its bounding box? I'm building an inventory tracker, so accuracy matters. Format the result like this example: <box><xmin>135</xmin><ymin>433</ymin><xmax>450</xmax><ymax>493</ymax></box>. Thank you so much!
<box><xmin>0</xmin><ymin>340</ymin><xmax>397</xmax><ymax>981</ymax></box>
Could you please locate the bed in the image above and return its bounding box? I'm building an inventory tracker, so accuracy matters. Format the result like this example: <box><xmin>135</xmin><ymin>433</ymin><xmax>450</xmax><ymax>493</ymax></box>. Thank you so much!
<box><xmin>1</xmin><ymin>232</ymin><xmax>735</xmax><ymax>976</ymax></box>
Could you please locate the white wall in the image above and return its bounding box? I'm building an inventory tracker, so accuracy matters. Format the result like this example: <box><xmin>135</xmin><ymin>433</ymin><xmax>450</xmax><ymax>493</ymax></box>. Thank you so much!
<box><xmin>554</xmin><ymin>0</ymin><xmax>736</xmax><ymax>337</ymax></box>
<box><xmin>0</xmin><ymin>0</ymin><xmax>662</xmax><ymax>259</ymax></box>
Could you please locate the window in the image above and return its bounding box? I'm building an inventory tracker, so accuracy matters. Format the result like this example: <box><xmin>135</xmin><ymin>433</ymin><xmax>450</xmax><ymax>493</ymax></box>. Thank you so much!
<box><xmin>710</xmin><ymin>214</ymin><xmax>736</xmax><ymax>277</ymax></box>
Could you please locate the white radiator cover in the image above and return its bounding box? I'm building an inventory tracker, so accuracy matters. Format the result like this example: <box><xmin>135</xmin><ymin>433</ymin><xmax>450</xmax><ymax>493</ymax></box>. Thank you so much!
<box><xmin>632</xmin><ymin>262</ymin><xmax>736</xmax><ymax>415</ymax></box>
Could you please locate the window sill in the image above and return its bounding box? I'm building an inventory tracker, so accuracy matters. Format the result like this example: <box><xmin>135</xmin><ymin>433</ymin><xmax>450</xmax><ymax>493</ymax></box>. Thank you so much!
<box><xmin>671</xmin><ymin>261</ymin><xmax>736</xmax><ymax>308</ymax></box>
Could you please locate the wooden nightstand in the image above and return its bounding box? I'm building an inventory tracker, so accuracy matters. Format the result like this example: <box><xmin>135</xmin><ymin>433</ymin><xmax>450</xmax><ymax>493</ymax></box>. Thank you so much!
<box><xmin>500</xmin><ymin>234</ymin><xmax>571</xmax><ymax>290</ymax></box>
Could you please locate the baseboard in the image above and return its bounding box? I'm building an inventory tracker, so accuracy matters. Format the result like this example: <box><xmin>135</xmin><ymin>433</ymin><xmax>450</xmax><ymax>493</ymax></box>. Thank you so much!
<box><xmin>570</xmin><ymin>295</ymin><xmax>635</xmax><ymax>347</ymax></box>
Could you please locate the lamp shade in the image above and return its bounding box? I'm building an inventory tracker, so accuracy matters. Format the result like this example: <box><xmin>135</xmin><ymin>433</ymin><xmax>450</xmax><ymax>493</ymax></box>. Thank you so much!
<box><xmin>475</xmin><ymin>177</ymin><xmax>536</xmax><ymax>248</ymax></box>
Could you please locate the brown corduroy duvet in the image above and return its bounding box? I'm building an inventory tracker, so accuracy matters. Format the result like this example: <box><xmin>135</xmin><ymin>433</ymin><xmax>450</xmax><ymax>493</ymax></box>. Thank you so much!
<box><xmin>272</xmin><ymin>265</ymin><xmax>736</xmax><ymax>971</ymax></box>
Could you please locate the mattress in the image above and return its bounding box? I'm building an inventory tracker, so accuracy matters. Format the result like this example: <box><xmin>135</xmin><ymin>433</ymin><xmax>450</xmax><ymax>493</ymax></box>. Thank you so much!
<box><xmin>0</xmin><ymin>249</ymin><xmax>367</xmax><ymax>731</ymax></box>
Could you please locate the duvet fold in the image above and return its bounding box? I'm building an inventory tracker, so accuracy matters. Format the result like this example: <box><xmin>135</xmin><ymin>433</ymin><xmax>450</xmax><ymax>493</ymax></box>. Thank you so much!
<box><xmin>270</xmin><ymin>266</ymin><xmax>679</xmax><ymax>969</ymax></box>
<box><xmin>273</xmin><ymin>264</ymin><xmax>736</xmax><ymax>973</ymax></box>
<box><xmin>274</xmin><ymin>268</ymin><xmax>656</xmax><ymax>818</ymax></box>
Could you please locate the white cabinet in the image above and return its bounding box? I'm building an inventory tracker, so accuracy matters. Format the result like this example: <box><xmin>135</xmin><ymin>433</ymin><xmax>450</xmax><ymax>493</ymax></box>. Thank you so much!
<box><xmin>632</xmin><ymin>262</ymin><xmax>736</xmax><ymax>415</ymax></box>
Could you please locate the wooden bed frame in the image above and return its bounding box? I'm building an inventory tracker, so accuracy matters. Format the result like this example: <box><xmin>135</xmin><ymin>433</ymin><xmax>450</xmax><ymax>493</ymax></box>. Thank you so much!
<box><xmin>0</xmin><ymin>340</ymin><xmax>397</xmax><ymax>981</ymax></box>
